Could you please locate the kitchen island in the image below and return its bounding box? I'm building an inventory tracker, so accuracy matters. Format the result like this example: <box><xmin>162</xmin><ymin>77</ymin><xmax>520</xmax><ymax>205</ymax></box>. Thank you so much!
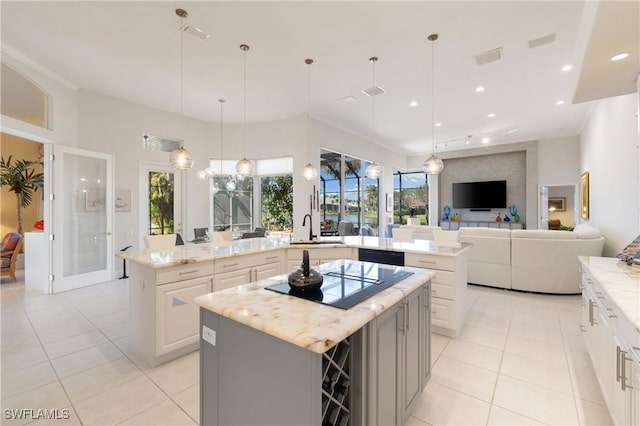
<box><xmin>194</xmin><ymin>260</ymin><xmax>434</xmax><ymax>426</ymax></box>
<box><xmin>119</xmin><ymin>236</ymin><xmax>469</xmax><ymax>366</ymax></box>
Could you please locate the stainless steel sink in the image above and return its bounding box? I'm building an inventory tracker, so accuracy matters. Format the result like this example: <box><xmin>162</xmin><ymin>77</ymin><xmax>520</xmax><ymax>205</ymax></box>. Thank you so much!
<box><xmin>289</xmin><ymin>240</ymin><xmax>344</xmax><ymax>245</ymax></box>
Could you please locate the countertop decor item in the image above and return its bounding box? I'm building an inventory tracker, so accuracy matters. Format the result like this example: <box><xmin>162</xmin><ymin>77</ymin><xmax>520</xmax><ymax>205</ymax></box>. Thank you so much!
<box><xmin>287</xmin><ymin>250</ymin><xmax>323</xmax><ymax>291</ymax></box>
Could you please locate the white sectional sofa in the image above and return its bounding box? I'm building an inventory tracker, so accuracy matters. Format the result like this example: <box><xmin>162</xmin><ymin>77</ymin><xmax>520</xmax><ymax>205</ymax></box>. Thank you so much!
<box><xmin>398</xmin><ymin>225</ymin><xmax>441</xmax><ymax>240</ymax></box>
<box><xmin>458</xmin><ymin>225</ymin><xmax>605</xmax><ymax>294</ymax></box>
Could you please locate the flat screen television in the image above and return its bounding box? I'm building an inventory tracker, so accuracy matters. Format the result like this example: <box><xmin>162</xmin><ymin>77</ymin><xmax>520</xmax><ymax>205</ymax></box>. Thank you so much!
<box><xmin>452</xmin><ymin>180</ymin><xmax>507</xmax><ymax>209</ymax></box>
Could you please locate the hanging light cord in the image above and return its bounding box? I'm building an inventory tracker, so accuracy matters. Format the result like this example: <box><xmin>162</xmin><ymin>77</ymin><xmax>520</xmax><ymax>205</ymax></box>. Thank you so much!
<box><xmin>219</xmin><ymin>99</ymin><xmax>224</xmax><ymax>175</ymax></box>
<box><xmin>242</xmin><ymin>46</ymin><xmax>247</xmax><ymax>157</ymax></box>
<box><xmin>180</xmin><ymin>14</ymin><xmax>184</xmax><ymax>146</ymax></box>
<box><xmin>371</xmin><ymin>57</ymin><xmax>376</xmax><ymax>137</ymax></box>
<box><xmin>431</xmin><ymin>36</ymin><xmax>436</xmax><ymax>154</ymax></box>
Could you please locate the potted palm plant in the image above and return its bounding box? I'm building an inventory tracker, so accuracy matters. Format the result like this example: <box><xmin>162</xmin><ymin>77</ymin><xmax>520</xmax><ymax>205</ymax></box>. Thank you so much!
<box><xmin>0</xmin><ymin>155</ymin><xmax>44</xmax><ymax>234</ymax></box>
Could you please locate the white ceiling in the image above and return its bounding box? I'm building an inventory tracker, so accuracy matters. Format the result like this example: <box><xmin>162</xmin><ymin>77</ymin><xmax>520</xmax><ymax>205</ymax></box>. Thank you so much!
<box><xmin>1</xmin><ymin>1</ymin><xmax>637</xmax><ymax>156</ymax></box>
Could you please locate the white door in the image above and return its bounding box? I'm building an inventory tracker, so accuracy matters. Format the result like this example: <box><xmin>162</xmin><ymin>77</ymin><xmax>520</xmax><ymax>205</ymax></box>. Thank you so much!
<box><xmin>539</xmin><ymin>185</ymin><xmax>549</xmax><ymax>229</ymax></box>
<box><xmin>52</xmin><ymin>146</ymin><xmax>113</xmax><ymax>292</ymax></box>
<box><xmin>140</xmin><ymin>162</ymin><xmax>183</xmax><ymax>249</ymax></box>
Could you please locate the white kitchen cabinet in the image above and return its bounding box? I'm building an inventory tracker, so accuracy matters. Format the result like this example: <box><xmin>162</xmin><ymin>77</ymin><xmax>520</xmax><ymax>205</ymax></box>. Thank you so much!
<box><xmin>287</xmin><ymin>247</ymin><xmax>355</xmax><ymax>272</ymax></box>
<box><xmin>581</xmin><ymin>264</ymin><xmax>640</xmax><ymax>426</ymax></box>
<box><xmin>213</xmin><ymin>251</ymin><xmax>282</xmax><ymax>291</ymax></box>
<box><xmin>156</xmin><ymin>275</ymin><xmax>213</xmax><ymax>356</ymax></box>
<box><xmin>406</xmin><ymin>253</ymin><xmax>467</xmax><ymax>337</ymax></box>
<box><xmin>368</xmin><ymin>283</ymin><xmax>431</xmax><ymax>425</ymax></box>
<box><xmin>129</xmin><ymin>261</ymin><xmax>213</xmax><ymax>366</ymax></box>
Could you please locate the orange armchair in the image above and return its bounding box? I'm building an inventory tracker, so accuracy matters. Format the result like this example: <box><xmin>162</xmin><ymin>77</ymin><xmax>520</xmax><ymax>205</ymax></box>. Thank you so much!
<box><xmin>1</xmin><ymin>233</ymin><xmax>23</xmax><ymax>282</ymax></box>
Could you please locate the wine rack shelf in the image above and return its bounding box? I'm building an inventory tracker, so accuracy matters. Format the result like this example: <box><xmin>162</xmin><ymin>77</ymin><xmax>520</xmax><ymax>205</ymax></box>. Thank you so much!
<box><xmin>322</xmin><ymin>338</ymin><xmax>351</xmax><ymax>426</ymax></box>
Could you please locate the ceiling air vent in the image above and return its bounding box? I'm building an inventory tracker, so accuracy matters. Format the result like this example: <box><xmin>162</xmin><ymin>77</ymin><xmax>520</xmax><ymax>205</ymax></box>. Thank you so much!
<box><xmin>475</xmin><ymin>47</ymin><xmax>503</xmax><ymax>65</ymax></box>
<box><xmin>528</xmin><ymin>33</ymin><xmax>556</xmax><ymax>48</ymax></box>
<box><xmin>361</xmin><ymin>86</ymin><xmax>385</xmax><ymax>97</ymax></box>
<box><xmin>142</xmin><ymin>134</ymin><xmax>182</xmax><ymax>152</ymax></box>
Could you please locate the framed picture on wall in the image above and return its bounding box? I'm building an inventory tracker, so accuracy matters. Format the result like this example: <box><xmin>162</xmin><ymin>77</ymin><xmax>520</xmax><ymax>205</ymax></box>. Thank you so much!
<box><xmin>580</xmin><ymin>171</ymin><xmax>589</xmax><ymax>219</ymax></box>
<box><xmin>548</xmin><ymin>197</ymin><xmax>566</xmax><ymax>212</ymax></box>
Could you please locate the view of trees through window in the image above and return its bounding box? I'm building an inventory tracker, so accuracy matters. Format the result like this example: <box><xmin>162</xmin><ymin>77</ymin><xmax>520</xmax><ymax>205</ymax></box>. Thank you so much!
<box><xmin>148</xmin><ymin>171</ymin><xmax>174</xmax><ymax>235</ymax></box>
<box><xmin>212</xmin><ymin>176</ymin><xmax>253</xmax><ymax>232</ymax></box>
<box><xmin>261</xmin><ymin>175</ymin><xmax>293</xmax><ymax>231</ymax></box>
<box><xmin>320</xmin><ymin>149</ymin><xmax>379</xmax><ymax>235</ymax></box>
<box><xmin>393</xmin><ymin>171</ymin><xmax>429</xmax><ymax>225</ymax></box>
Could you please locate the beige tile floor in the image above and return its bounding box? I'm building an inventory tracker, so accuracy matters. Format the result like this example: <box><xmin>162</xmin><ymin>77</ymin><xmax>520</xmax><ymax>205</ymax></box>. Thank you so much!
<box><xmin>1</xmin><ymin>271</ymin><xmax>612</xmax><ymax>425</ymax></box>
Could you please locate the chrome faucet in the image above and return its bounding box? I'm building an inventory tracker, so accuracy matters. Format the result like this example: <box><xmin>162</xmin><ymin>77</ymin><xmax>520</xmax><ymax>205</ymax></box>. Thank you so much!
<box><xmin>302</xmin><ymin>214</ymin><xmax>316</xmax><ymax>241</ymax></box>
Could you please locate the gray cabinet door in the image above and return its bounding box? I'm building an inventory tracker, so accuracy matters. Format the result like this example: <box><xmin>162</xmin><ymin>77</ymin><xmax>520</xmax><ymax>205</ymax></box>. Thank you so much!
<box><xmin>403</xmin><ymin>288</ymin><xmax>422</xmax><ymax>421</ymax></box>
<box><xmin>369</xmin><ymin>303</ymin><xmax>402</xmax><ymax>426</ymax></box>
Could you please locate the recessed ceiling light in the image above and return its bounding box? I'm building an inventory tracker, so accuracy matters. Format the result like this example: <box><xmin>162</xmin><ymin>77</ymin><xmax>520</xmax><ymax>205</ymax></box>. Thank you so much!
<box><xmin>481</xmin><ymin>137</ymin><xmax>490</xmax><ymax>144</ymax></box>
<box><xmin>610</xmin><ymin>52</ymin><xmax>629</xmax><ymax>61</ymax></box>
<box><xmin>409</xmin><ymin>101</ymin><xmax>419</xmax><ymax>107</ymax></box>
<box><xmin>555</xmin><ymin>100</ymin><xmax>565</xmax><ymax>105</ymax></box>
<box><xmin>475</xmin><ymin>86</ymin><xmax>485</xmax><ymax>93</ymax></box>
<box><xmin>487</xmin><ymin>113</ymin><xmax>495</xmax><ymax>118</ymax></box>
<box><xmin>435</xmin><ymin>122</ymin><xmax>442</xmax><ymax>127</ymax></box>
<box><xmin>340</xmin><ymin>95</ymin><xmax>356</xmax><ymax>103</ymax></box>
<box><xmin>561</xmin><ymin>64</ymin><xmax>572</xmax><ymax>72</ymax></box>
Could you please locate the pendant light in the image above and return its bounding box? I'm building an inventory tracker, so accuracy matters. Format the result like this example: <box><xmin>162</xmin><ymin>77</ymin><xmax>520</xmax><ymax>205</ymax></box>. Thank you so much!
<box><xmin>301</xmin><ymin>58</ymin><xmax>319</xmax><ymax>181</ymax></box>
<box><xmin>422</xmin><ymin>33</ymin><xmax>444</xmax><ymax>175</ymax></box>
<box><xmin>170</xmin><ymin>9</ymin><xmax>194</xmax><ymax>170</ymax></box>
<box><xmin>364</xmin><ymin>57</ymin><xmax>383</xmax><ymax>179</ymax></box>
<box><xmin>235</xmin><ymin>44</ymin><xmax>254</xmax><ymax>177</ymax></box>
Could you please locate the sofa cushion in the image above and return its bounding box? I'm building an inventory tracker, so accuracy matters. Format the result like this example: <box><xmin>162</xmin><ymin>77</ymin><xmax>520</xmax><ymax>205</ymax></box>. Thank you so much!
<box><xmin>511</xmin><ymin>229</ymin><xmax>577</xmax><ymax>240</ymax></box>
<box><xmin>458</xmin><ymin>227</ymin><xmax>511</xmax><ymax>238</ymax></box>
<box><xmin>573</xmin><ymin>224</ymin><xmax>602</xmax><ymax>240</ymax></box>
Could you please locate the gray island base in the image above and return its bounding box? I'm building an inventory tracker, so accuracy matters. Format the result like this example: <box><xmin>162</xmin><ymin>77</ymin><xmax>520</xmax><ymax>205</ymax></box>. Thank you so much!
<box><xmin>196</xmin><ymin>260</ymin><xmax>433</xmax><ymax>426</ymax></box>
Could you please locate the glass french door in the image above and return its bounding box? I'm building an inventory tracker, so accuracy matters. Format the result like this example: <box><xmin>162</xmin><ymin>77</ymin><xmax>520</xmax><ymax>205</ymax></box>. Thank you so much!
<box><xmin>539</xmin><ymin>185</ymin><xmax>549</xmax><ymax>229</ymax></box>
<box><xmin>52</xmin><ymin>146</ymin><xmax>113</xmax><ymax>292</ymax></box>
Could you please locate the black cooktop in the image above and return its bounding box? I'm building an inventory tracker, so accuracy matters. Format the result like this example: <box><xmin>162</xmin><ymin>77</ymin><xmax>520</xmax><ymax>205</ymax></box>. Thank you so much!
<box><xmin>265</xmin><ymin>262</ymin><xmax>414</xmax><ymax>309</ymax></box>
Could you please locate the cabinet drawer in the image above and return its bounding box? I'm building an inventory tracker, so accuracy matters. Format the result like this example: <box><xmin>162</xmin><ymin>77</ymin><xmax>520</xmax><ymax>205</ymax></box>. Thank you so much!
<box><xmin>156</xmin><ymin>262</ymin><xmax>213</xmax><ymax>285</ymax></box>
<box><xmin>431</xmin><ymin>297</ymin><xmax>454</xmax><ymax>328</ymax></box>
<box><xmin>214</xmin><ymin>251</ymin><xmax>282</xmax><ymax>274</ymax></box>
<box><xmin>430</xmin><ymin>270</ymin><xmax>454</xmax><ymax>286</ymax></box>
<box><xmin>431</xmin><ymin>283</ymin><xmax>455</xmax><ymax>301</ymax></box>
<box><xmin>288</xmin><ymin>247</ymin><xmax>354</xmax><ymax>262</ymax></box>
<box><xmin>405</xmin><ymin>253</ymin><xmax>454</xmax><ymax>271</ymax></box>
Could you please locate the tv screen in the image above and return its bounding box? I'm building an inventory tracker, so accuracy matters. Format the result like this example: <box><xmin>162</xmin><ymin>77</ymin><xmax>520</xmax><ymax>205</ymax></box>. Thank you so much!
<box><xmin>452</xmin><ymin>180</ymin><xmax>507</xmax><ymax>209</ymax></box>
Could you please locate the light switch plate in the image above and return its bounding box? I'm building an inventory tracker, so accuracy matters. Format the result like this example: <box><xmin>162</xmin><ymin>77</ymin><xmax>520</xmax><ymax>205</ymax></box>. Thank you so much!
<box><xmin>202</xmin><ymin>325</ymin><xmax>216</xmax><ymax>346</ymax></box>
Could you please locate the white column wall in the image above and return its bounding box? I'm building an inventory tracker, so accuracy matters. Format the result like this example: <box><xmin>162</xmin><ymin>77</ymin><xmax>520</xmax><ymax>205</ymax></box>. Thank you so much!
<box><xmin>580</xmin><ymin>93</ymin><xmax>640</xmax><ymax>256</ymax></box>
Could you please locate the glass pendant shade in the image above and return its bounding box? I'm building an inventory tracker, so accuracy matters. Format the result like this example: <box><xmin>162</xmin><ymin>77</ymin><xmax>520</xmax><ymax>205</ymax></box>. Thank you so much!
<box><xmin>197</xmin><ymin>169</ymin><xmax>208</xmax><ymax>180</ymax></box>
<box><xmin>170</xmin><ymin>147</ymin><xmax>194</xmax><ymax>170</ymax></box>
<box><xmin>422</xmin><ymin>154</ymin><xmax>444</xmax><ymax>175</ymax></box>
<box><xmin>211</xmin><ymin>181</ymin><xmax>220</xmax><ymax>194</ymax></box>
<box><xmin>225</xmin><ymin>179</ymin><xmax>236</xmax><ymax>191</ymax></box>
<box><xmin>365</xmin><ymin>161</ymin><xmax>383</xmax><ymax>179</ymax></box>
<box><xmin>235</xmin><ymin>157</ymin><xmax>253</xmax><ymax>176</ymax></box>
<box><xmin>301</xmin><ymin>163</ymin><xmax>318</xmax><ymax>180</ymax></box>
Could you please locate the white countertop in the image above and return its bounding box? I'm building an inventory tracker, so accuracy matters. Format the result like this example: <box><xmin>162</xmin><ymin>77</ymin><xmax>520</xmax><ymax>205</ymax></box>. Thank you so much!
<box><xmin>194</xmin><ymin>260</ymin><xmax>433</xmax><ymax>353</ymax></box>
<box><xmin>579</xmin><ymin>256</ymin><xmax>640</xmax><ymax>336</ymax></box>
<box><xmin>119</xmin><ymin>236</ymin><xmax>470</xmax><ymax>269</ymax></box>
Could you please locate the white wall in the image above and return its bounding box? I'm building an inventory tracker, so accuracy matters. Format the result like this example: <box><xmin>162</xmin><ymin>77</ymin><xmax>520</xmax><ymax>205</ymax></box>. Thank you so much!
<box><xmin>580</xmin><ymin>93</ymin><xmax>640</xmax><ymax>256</ymax></box>
<box><xmin>538</xmin><ymin>136</ymin><xmax>580</xmax><ymax>185</ymax></box>
<box><xmin>1</xmin><ymin>50</ymin><xmax>78</xmax><ymax>145</ymax></box>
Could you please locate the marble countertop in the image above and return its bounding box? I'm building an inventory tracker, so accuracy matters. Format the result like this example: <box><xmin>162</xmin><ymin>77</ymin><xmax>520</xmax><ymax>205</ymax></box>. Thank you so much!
<box><xmin>579</xmin><ymin>256</ymin><xmax>640</xmax><ymax>339</ymax></box>
<box><xmin>194</xmin><ymin>259</ymin><xmax>433</xmax><ymax>353</ymax></box>
<box><xmin>119</xmin><ymin>236</ymin><xmax>470</xmax><ymax>269</ymax></box>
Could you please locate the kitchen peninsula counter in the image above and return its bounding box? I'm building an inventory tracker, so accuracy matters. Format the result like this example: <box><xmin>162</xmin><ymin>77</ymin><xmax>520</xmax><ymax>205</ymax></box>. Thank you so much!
<box><xmin>121</xmin><ymin>236</ymin><xmax>469</xmax><ymax>367</ymax></box>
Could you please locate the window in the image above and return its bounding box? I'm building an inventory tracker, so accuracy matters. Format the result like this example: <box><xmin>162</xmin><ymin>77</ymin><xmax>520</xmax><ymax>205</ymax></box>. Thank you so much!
<box><xmin>393</xmin><ymin>171</ymin><xmax>429</xmax><ymax>225</ymax></box>
<box><xmin>148</xmin><ymin>171</ymin><xmax>175</xmax><ymax>235</ymax></box>
<box><xmin>320</xmin><ymin>149</ymin><xmax>379</xmax><ymax>235</ymax></box>
<box><xmin>1</xmin><ymin>63</ymin><xmax>49</xmax><ymax>129</ymax></box>
<box><xmin>209</xmin><ymin>157</ymin><xmax>293</xmax><ymax>233</ymax></box>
